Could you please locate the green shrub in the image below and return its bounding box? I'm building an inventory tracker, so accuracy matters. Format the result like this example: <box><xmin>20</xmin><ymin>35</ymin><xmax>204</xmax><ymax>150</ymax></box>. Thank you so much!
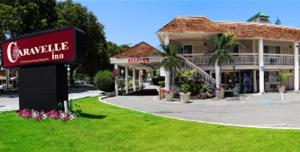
<box><xmin>181</xmin><ymin>84</ymin><xmax>190</xmax><ymax>93</ymax></box>
<box><xmin>117</xmin><ymin>79</ymin><xmax>125</xmax><ymax>90</ymax></box>
<box><xmin>276</xmin><ymin>71</ymin><xmax>290</xmax><ymax>85</ymax></box>
<box><xmin>158</xmin><ymin>81</ymin><xmax>165</xmax><ymax>87</ymax></box>
<box><xmin>95</xmin><ymin>70</ymin><xmax>113</xmax><ymax>91</ymax></box>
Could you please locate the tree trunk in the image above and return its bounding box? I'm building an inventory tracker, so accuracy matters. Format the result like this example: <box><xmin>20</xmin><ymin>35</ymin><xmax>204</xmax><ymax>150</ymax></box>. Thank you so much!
<box><xmin>171</xmin><ymin>67</ymin><xmax>175</xmax><ymax>91</ymax></box>
<box><xmin>69</xmin><ymin>67</ymin><xmax>75</xmax><ymax>86</ymax></box>
<box><xmin>6</xmin><ymin>69</ymin><xmax>9</xmax><ymax>90</ymax></box>
<box><xmin>215</xmin><ymin>60</ymin><xmax>221</xmax><ymax>88</ymax></box>
<box><xmin>89</xmin><ymin>75</ymin><xmax>94</xmax><ymax>85</ymax></box>
<box><xmin>164</xmin><ymin>68</ymin><xmax>171</xmax><ymax>90</ymax></box>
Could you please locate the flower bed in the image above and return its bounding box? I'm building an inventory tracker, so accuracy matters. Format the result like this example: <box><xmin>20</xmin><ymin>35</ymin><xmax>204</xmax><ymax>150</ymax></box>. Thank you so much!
<box><xmin>17</xmin><ymin>109</ymin><xmax>77</xmax><ymax>121</ymax></box>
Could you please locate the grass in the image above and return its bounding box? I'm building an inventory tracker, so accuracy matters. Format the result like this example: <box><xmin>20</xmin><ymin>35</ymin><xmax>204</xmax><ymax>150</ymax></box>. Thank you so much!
<box><xmin>1</xmin><ymin>97</ymin><xmax>300</xmax><ymax>152</ymax></box>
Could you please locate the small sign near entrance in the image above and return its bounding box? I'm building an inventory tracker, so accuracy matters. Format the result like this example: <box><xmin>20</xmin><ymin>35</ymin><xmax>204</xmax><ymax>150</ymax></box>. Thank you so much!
<box><xmin>1</xmin><ymin>27</ymin><xmax>82</xmax><ymax>68</ymax></box>
<box><xmin>128</xmin><ymin>58</ymin><xmax>149</xmax><ymax>63</ymax></box>
<box><xmin>260</xmin><ymin>65</ymin><xmax>264</xmax><ymax>71</ymax></box>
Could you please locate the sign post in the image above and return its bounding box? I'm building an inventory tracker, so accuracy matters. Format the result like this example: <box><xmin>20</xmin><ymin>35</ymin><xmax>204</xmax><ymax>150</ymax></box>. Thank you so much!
<box><xmin>1</xmin><ymin>27</ymin><xmax>84</xmax><ymax>111</ymax></box>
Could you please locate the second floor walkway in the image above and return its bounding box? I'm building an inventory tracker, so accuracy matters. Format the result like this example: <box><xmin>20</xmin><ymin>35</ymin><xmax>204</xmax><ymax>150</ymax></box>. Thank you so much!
<box><xmin>181</xmin><ymin>53</ymin><xmax>296</xmax><ymax>66</ymax></box>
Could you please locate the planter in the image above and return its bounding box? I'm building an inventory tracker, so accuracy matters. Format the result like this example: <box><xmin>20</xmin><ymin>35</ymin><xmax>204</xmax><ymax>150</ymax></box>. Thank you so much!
<box><xmin>157</xmin><ymin>88</ymin><xmax>165</xmax><ymax>100</ymax></box>
<box><xmin>180</xmin><ymin>92</ymin><xmax>191</xmax><ymax>103</ymax></box>
<box><xmin>165</xmin><ymin>92</ymin><xmax>174</xmax><ymax>101</ymax></box>
<box><xmin>216</xmin><ymin>91</ymin><xmax>225</xmax><ymax>99</ymax></box>
<box><xmin>277</xmin><ymin>84</ymin><xmax>286</xmax><ymax>93</ymax></box>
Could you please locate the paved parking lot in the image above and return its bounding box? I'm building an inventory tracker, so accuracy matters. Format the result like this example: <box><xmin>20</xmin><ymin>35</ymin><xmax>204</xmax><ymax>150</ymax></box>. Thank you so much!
<box><xmin>105</xmin><ymin>91</ymin><xmax>300</xmax><ymax>129</ymax></box>
<box><xmin>0</xmin><ymin>90</ymin><xmax>102</xmax><ymax>112</ymax></box>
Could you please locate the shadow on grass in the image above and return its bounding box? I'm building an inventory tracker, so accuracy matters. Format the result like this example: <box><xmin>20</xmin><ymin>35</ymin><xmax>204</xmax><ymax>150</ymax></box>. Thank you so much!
<box><xmin>79</xmin><ymin>113</ymin><xmax>107</xmax><ymax>119</ymax></box>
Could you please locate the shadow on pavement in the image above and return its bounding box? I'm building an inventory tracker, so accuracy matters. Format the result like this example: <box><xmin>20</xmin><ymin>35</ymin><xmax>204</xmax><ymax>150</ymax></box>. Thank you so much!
<box><xmin>124</xmin><ymin>89</ymin><xmax>158</xmax><ymax>96</ymax></box>
<box><xmin>68</xmin><ymin>86</ymin><xmax>97</xmax><ymax>93</ymax></box>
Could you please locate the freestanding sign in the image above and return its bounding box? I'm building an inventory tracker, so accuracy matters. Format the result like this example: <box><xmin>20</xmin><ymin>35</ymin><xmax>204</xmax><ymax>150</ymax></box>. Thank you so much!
<box><xmin>2</xmin><ymin>27</ymin><xmax>81</xmax><ymax>68</ymax></box>
<box><xmin>1</xmin><ymin>27</ymin><xmax>84</xmax><ymax>111</ymax></box>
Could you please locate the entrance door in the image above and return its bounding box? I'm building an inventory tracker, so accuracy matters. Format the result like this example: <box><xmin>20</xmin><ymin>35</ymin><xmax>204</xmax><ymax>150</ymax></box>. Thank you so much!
<box><xmin>240</xmin><ymin>70</ymin><xmax>253</xmax><ymax>93</ymax></box>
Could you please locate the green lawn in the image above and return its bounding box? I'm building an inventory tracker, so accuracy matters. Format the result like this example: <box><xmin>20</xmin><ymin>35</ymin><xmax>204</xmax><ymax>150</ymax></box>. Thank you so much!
<box><xmin>0</xmin><ymin>97</ymin><xmax>300</xmax><ymax>152</ymax></box>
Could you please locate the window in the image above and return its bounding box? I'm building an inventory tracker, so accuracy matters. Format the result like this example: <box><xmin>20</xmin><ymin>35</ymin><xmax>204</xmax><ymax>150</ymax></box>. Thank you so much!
<box><xmin>176</xmin><ymin>45</ymin><xmax>193</xmax><ymax>54</ymax></box>
<box><xmin>183</xmin><ymin>45</ymin><xmax>192</xmax><ymax>54</ymax></box>
<box><xmin>228</xmin><ymin>44</ymin><xmax>239</xmax><ymax>53</ymax></box>
<box><xmin>264</xmin><ymin>45</ymin><xmax>280</xmax><ymax>54</ymax></box>
<box><xmin>264</xmin><ymin>46</ymin><xmax>268</xmax><ymax>53</ymax></box>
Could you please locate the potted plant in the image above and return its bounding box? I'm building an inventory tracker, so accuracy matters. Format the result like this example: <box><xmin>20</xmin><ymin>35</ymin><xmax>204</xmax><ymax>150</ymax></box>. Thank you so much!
<box><xmin>276</xmin><ymin>71</ymin><xmax>290</xmax><ymax>93</ymax></box>
<box><xmin>156</xmin><ymin>81</ymin><xmax>165</xmax><ymax>98</ymax></box>
<box><xmin>216</xmin><ymin>87</ymin><xmax>225</xmax><ymax>99</ymax></box>
<box><xmin>158</xmin><ymin>86</ymin><xmax>166</xmax><ymax>100</ymax></box>
<box><xmin>180</xmin><ymin>84</ymin><xmax>191</xmax><ymax>103</ymax></box>
<box><xmin>165</xmin><ymin>89</ymin><xmax>174</xmax><ymax>101</ymax></box>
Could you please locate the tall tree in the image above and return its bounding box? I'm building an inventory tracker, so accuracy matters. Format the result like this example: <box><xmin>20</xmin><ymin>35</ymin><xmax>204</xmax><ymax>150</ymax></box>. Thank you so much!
<box><xmin>56</xmin><ymin>0</ymin><xmax>106</xmax><ymax>84</ymax></box>
<box><xmin>106</xmin><ymin>41</ymin><xmax>129</xmax><ymax>69</ymax></box>
<box><xmin>207</xmin><ymin>32</ymin><xmax>235</xmax><ymax>88</ymax></box>
<box><xmin>160</xmin><ymin>44</ymin><xmax>182</xmax><ymax>91</ymax></box>
<box><xmin>0</xmin><ymin>0</ymin><xmax>58</xmax><ymax>39</ymax></box>
<box><xmin>275</xmin><ymin>17</ymin><xmax>282</xmax><ymax>25</ymax></box>
<box><xmin>0</xmin><ymin>0</ymin><xmax>58</xmax><ymax>89</ymax></box>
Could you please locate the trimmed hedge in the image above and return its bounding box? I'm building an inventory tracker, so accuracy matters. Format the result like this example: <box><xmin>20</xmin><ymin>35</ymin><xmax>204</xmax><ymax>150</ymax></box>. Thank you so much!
<box><xmin>95</xmin><ymin>70</ymin><xmax>113</xmax><ymax>91</ymax></box>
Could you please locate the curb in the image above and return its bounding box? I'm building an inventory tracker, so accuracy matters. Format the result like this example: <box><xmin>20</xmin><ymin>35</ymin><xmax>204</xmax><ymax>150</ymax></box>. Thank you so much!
<box><xmin>99</xmin><ymin>97</ymin><xmax>300</xmax><ymax>130</ymax></box>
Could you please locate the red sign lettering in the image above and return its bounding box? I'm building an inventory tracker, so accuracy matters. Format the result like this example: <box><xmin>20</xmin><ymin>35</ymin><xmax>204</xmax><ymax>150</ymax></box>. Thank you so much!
<box><xmin>128</xmin><ymin>58</ymin><xmax>149</xmax><ymax>63</ymax></box>
<box><xmin>1</xmin><ymin>27</ymin><xmax>83</xmax><ymax>67</ymax></box>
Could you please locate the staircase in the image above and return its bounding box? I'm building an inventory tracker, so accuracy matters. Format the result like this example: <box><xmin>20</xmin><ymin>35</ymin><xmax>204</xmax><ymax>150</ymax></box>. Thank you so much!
<box><xmin>178</xmin><ymin>55</ymin><xmax>216</xmax><ymax>88</ymax></box>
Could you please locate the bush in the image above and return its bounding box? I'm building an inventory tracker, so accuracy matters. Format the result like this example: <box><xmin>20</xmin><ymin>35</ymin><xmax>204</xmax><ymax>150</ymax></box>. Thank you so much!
<box><xmin>95</xmin><ymin>70</ymin><xmax>113</xmax><ymax>91</ymax></box>
<box><xmin>117</xmin><ymin>79</ymin><xmax>125</xmax><ymax>90</ymax></box>
<box><xmin>181</xmin><ymin>84</ymin><xmax>190</xmax><ymax>93</ymax></box>
<box><xmin>158</xmin><ymin>81</ymin><xmax>165</xmax><ymax>87</ymax></box>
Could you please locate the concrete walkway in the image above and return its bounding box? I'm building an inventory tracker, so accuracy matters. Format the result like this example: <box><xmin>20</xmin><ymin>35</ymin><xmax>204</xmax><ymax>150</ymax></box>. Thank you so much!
<box><xmin>0</xmin><ymin>90</ymin><xmax>102</xmax><ymax>112</ymax></box>
<box><xmin>105</xmin><ymin>91</ymin><xmax>300</xmax><ymax>129</ymax></box>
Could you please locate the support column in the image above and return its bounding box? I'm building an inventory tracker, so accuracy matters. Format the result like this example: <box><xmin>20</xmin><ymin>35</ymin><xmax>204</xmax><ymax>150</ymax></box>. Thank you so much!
<box><xmin>258</xmin><ymin>39</ymin><xmax>264</xmax><ymax>93</ymax></box>
<box><xmin>132</xmin><ymin>68</ymin><xmax>136</xmax><ymax>91</ymax></box>
<box><xmin>163</xmin><ymin>34</ymin><xmax>169</xmax><ymax>45</ymax></box>
<box><xmin>294</xmin><ymin>41</ymin><xmax>299</xmax><ymax>91</ymax></box>
<box><xmin>215</xmin><ymin>61</ymin><xmax>220</xmax><ymax>89</ymax></box>
<box><xmin>114</xmin><ymin>64</ymin><xmax>119</xmax><ymax>96</ymax></box>
<box><xmin>139</xmin><ymin>70</ymin><xmax>143</xmax><ymax>90</ymax></box>
<box><xmin>253</xmin><ymin>70</ymin><xmax>257</xmax><ymax>93</ymax></box>
<box><xmin>125</xmin><ymin>65</ymin><xmax>128</xmax><ymax>94</ymax></box>
<box><xmin>163</xmin><ymin>34</ymin><xmax>170</xmax><ymax>90</ymax></box>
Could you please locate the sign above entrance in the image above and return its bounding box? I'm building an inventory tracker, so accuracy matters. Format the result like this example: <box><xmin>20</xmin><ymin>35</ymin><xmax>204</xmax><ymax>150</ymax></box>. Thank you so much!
<box><xmin>1</xmin><ymin>27</ymin><xmax>84</xmax><ymax>68</ymax></box>
<box><xmin>128</xmin><ymin>58</ymin><xmax>150</xmax><ymax>63</ymax></box>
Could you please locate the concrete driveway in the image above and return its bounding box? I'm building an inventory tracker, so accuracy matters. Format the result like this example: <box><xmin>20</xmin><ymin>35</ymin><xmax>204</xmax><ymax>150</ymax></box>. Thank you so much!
<box><xmin>0</xmin><ymin>90</ymin><xmax>102</xmax><ymax>112</ymax></box>
<box><xmin>105</xmin><ymin>91</ymin><xmax>300</xmax><ymax>129</ymax></box>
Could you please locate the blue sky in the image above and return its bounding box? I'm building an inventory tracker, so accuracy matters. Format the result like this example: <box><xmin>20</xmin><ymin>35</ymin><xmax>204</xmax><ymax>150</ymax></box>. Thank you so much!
<box><xmin>74</xmin><ymin>0</ymin><xmax>300</xmax><ymax>48</ymax></box>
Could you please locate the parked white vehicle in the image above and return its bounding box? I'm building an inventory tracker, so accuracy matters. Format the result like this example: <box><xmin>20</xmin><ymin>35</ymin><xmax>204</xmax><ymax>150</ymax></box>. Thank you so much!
<box><xmin>0</xmin><ymin>83</ymin><xmax>13</xmax><ymax>91</ymax></box>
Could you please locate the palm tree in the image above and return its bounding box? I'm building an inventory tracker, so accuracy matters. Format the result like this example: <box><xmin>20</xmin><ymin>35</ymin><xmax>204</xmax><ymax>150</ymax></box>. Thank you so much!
<box><xmin>160</xmin><ymin>44</ymin><xmax>182</xmax><ymax>91</ymax></box>
<box><xmin>207</xmin><ymin>32</ymin><xmax>235</xmax><ymax>88</ymax></box>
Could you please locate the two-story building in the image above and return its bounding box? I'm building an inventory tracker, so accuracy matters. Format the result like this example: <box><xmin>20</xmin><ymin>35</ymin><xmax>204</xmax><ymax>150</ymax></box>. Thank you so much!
<box><xmin>157</xmin><ymin>12</ymin><xmax>300</xmax><ymax>93</ymax></box>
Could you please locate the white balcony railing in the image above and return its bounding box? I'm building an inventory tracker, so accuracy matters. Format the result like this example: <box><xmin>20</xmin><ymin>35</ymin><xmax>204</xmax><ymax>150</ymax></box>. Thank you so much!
<box><xmin>264</xmin><ymin>54</ymin><xmax>294</xmax><ymax>65</ymax></box>
<box><xmin>181</xmin><ymin>53</ymin><xmax>294</xmax><ymax>66</ymax></box>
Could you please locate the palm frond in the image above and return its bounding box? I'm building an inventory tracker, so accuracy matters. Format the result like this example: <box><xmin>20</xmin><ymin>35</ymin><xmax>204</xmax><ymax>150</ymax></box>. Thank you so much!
<box><xmin>207</xmin><ymin>32</ymin><xmax>235</xmax><ymax>66</ymax></box>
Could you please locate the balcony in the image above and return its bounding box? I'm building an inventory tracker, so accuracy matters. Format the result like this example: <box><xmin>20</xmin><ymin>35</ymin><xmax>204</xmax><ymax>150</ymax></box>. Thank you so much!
<box><xmin>181</xmin><ymin>53</ymin><xmax>294</xmax><ymax>66</ymax></box>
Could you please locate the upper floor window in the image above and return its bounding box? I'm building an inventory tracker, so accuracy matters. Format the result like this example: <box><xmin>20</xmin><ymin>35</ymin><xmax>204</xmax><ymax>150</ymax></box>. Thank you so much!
<box><xmin>227</xmin><ymin>44</ymin><xmax>239</xmax><ymax>53</ymax></box>
<box><xmin>264</xmin><ymin>46</ymin><xmax>280</xmax><ymax>54</ymax></box>
<box><xmin>176</xmin><ymin>45</ymin><xmax>192</xmax><ymax>54</ymax></box>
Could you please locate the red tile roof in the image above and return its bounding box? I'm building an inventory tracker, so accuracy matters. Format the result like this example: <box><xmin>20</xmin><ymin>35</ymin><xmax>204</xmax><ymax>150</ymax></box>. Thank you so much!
<box><xmin>113</xmin><ymin>42</ymin><xmax>161</xmax><ymax>58</ymax></box>
<box><xmin>158</xmin><ymin>16</ymin><xmax>300</xmax><ymax>41</ymax></box>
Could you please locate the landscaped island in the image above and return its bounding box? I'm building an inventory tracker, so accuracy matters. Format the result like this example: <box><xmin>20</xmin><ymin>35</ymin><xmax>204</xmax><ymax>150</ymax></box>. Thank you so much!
<box><xmin>0</xmin><ymin>97</ymin><xmax>299</xmax><ymax>152</ymax></box>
